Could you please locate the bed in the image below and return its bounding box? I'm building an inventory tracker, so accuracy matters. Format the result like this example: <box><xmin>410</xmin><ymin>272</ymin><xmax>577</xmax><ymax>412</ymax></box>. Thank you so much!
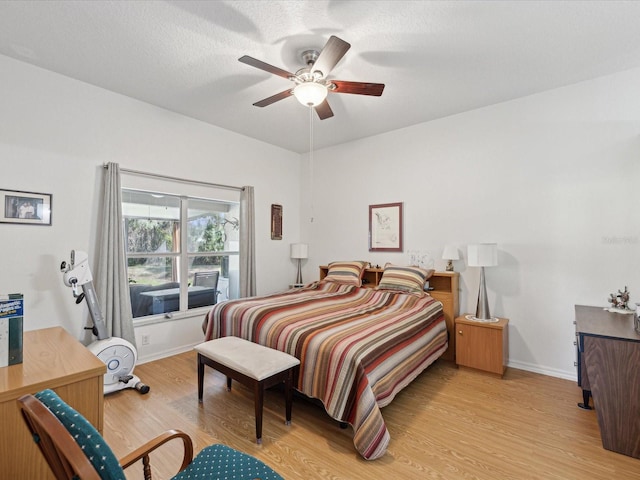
<box><xmin>202</xmin><ymin>262</ymin><xmax>454</xmax><ymax>460</ymax></box>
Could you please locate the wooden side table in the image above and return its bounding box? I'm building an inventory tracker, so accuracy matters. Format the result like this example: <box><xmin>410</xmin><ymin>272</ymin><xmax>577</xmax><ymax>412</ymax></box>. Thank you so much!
<box><xmin>0</xmin><ymin>327</ymin><xmax>105</xmax><ymax>479</ymax></box>
<box><xmin>455</xmin><ymin>315</ymin><xmax>509</xmax><ymax>376</ymax></box>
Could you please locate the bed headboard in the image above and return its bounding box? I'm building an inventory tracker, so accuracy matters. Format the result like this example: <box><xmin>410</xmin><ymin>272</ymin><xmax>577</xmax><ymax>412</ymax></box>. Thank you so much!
<box><xmin>319</xmin><ymin>266</ymin><xmax>459</xmax><ymax>362</ymax></box>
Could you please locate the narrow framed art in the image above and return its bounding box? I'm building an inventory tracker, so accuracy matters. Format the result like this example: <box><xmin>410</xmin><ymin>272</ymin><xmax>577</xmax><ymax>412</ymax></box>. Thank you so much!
<box><xmin>0</xmin><ymin>189</ymin><xmax>52</xmax><ymax>226</ymax></box>
<box><xmin>271</xmin><ymin>203</ymin><xmax>282</xmax><ymax>240</ymax></box>
<box><xmin>369</xmin><ymin>202</ymin><xmax>403</xmax><ymax>252</ymax></box>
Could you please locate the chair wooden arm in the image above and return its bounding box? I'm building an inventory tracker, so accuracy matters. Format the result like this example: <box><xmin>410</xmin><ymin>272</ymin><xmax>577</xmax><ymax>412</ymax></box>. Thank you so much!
<box><xmin>119</xmin><ymin>429</ymin><xmax>194</xmax><ymax>479</ymax></box>
<box><xmin>19</xmin><ymin>391</ymin><xmax>282</xmax><ymax>480</ymax></box>
<box><xmin>18</xmin><ymin>394</ymin><xmax>102</xmax><ymax>480</ymax></box>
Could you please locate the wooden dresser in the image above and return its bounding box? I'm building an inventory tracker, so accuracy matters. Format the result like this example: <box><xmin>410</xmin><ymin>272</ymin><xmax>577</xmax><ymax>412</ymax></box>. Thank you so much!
<box><xmin>319</xmin><ymin>266</ymin><xmax>459</xmax><ymax>361</ymax></box>
<box><xmin>574</xmin><ymin>305</ymin><xmax>640</xmax><ymax>459</ymax></box>
<box><xmin>0</xmin><ymin>326</ymin><xmax>105</xmax><ymax>479</ymax></box>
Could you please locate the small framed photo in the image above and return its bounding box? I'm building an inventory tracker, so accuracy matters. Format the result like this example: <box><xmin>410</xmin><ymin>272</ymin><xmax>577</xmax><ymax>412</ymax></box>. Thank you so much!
<box><xmin>1</xmin><ymin>189</ymin><xmax>52</xmax><ymax>225</ymax></box>
<box><xmin>271</xmin><ymin>203</ymin><xmax>282</xmax><ymax>240</ymax></box>
<box><xmin>369</xmin><ymin>202</ymin><xmax>403</xmax><ymax>252</ymax></box>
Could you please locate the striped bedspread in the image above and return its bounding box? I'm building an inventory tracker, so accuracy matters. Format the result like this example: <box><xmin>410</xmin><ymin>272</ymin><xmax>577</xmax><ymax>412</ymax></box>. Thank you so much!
<box><xmin>203</xmin><ymin>280</ymin><xmax>447</xmax><ymax>460</ymax></box>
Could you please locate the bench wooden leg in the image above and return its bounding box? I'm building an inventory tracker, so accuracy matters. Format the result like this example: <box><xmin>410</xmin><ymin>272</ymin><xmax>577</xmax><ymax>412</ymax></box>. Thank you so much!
<box><xmin>197</xmin><ymin>350</ymin><xmax>297</xmax><ymax>444</ymax></box>
<box><xmin>255</xmin><ymin>381</ymin><xmax>264</xmax><ymax>444</ymax></box>
<box><xmin>285</xmin><ymin>369</ymin><xmax>293</xmax><ymax>426</ymax></box>
<box><xmin>197</xmin><ymin>354</ymin><xmax>204</xmax><ymax>402</ymax></box>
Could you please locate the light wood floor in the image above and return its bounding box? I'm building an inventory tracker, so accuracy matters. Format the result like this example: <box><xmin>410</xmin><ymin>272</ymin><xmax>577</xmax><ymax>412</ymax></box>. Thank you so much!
<box><xmin>104</xmin><ymin>351</ymin><xmax>640</xmax><ymax>479</ymax></box>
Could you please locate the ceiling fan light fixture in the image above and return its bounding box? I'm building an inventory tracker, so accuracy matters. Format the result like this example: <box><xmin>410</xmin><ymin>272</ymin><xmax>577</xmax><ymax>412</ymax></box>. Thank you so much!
<box><xmin>293</xmin><ymin>82</ymin><xmax>327</xmax><ymax>107</ymax></box>
<box><xmin>239</xmin><ymin>36</ymin><xmax>382</xmax><ymax>119</ymax></box>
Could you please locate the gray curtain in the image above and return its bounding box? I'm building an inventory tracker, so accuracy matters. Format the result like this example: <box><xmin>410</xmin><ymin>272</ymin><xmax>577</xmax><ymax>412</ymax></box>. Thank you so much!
<box><xmin>239</xmin><ymin>186</ymin><xmax>256</xmax><ymax>297</ymax></box>
<box><xmin>94</xmin><ymin>162</ymin><xmax>136</xmax><ymax>346</ymax></box>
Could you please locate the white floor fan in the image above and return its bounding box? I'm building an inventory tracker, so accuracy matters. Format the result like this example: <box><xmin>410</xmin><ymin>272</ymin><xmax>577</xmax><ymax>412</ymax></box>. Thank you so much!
<box><xmin>60</xmin><ymin>250</ymin><xmax>149</xmax><ymax>395</ymax></box>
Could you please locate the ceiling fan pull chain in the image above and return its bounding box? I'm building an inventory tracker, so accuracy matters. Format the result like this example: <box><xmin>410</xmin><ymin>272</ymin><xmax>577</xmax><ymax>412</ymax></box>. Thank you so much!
<box><xmin>309</xmin><ymin>105</ymin><xmax>314</xmax><ymax>224</ymax></box>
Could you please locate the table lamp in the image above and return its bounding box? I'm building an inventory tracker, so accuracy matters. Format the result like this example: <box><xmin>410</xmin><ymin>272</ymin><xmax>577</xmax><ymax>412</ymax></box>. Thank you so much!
<box><xmin>442</xmin><ymin>245</ymin><xmax>460</xmax><ymax>272</ymax></box>
<box><xmin>467</xmin><ymin>243</ymin><xmax>498</xmax><ymax>322</ymax></box>
<box><xmin>290</xmin><ymin>243</ymin><xmax>308</xmax><ymax>285</ymax></box>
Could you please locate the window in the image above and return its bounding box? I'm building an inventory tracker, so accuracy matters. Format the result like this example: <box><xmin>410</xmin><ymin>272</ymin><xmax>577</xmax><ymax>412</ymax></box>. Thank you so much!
<box><xmin>122</xmin><ymin>189</ymin><xmax>240</xmax><ymax>319</ymax></box>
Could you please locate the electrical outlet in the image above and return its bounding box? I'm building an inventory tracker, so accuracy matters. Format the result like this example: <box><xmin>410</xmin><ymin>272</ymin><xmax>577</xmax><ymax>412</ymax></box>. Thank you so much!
<box><xmin>141</xmin><ymin>333</ymin><xmax>150</xmax><ymax>345</ymax></box>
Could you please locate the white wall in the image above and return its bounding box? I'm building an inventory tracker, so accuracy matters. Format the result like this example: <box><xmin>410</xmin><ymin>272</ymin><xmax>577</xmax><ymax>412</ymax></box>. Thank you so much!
<box><xmin>3</xmin><ymin>51</ymin><xmax>639</xmax><ymax>378</ymax></box>
<box><xmin>0</xmin><ymin>55</ymin><xmax>301</xmax><ymax>362</ymax></box>
<box><xmin>301</xmin><ymin>67</ymin><xmax>640</xmax><ymax>380</ymax></box>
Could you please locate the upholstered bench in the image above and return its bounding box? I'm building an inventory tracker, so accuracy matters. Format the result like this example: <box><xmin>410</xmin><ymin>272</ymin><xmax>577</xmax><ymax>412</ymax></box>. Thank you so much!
<box><xmin>195</xmin><ymin>336</ymin><xmax>300</xmax><ymax>444</ymax></box>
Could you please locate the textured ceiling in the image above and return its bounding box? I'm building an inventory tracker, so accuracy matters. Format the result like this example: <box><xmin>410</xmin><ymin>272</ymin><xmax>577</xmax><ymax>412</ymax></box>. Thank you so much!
<box><xmin>1</xmin><ymin>1</ymin><xmax>640</xmax><ymax>153</ymax></box>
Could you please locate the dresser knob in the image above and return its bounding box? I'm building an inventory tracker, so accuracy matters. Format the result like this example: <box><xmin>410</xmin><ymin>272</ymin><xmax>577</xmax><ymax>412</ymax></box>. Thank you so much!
<box><xmin>458</xmin><ymin>330</ymin><xmax>463</xmax><ymax>335</ymax></box>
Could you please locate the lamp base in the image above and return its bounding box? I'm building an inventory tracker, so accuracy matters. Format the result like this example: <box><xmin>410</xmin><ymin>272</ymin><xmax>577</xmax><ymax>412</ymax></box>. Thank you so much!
<box><xmin>474</xmin><ymin>266</ymin><xmax>494</xmax><ymax>321</ymax></box>
<box><xmin>295</xmin><ymin>258</ymin><xmax>303</xmax><ymax>285</ymax></box>
<box><xmin>445</xmin><ymin>260</ymin><xmax>454</xmax><ymax>272</ymax></box>
<box><xmin>465</xmin><ymin>314</ymin><xmax>499</xmax><ymax>323</ymax></box>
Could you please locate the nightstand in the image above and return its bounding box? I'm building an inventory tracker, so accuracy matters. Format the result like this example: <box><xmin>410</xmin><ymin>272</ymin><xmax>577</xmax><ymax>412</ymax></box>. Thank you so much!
<box><xmin>455</xmin><ymin>315</ymin><xmax>509</xmax><ymax>377</ymax></box>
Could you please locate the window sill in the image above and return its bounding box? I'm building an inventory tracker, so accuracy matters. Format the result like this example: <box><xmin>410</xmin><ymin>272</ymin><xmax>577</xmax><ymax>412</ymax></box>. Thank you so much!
<box><xmin>133</xmin><ymin>307</ymin><xmax>211</xmax><ymax>327</ymax></box>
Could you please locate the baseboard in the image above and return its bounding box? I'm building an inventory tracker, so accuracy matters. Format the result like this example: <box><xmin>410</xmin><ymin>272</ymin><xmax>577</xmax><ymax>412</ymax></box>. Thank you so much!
<box><xmin>507</xmin><ymin>359</ymin><xmax>577</xmax><ymax>382</ymax></box>
<box><xmin>137</xmin><ymin>343</ymin><xmax>579</xmax><ymax>383</ymax></box>
<box><xmin>137</xmin><ymin>342</ymin><xmax>201</xmax><ymax>365</ymax></box>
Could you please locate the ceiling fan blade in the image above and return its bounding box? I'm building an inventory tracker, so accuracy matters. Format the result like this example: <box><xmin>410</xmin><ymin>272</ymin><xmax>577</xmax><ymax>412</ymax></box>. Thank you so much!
<box><xmin>314</xmin><ymin>100</ymin><xmax>334</xmax><ymax>120</ymax></box>
<box><xmin>311</xmin><ymin>36</ymin><xmax>351</xmax><ymax>78</ymax></box>
<box><xmin>239</xmin><ymin>55</ymin><xmax>295</xmax><ymax>79</ymax></box>
<box><xmin>331</xmin><ymin>80</ymin><xmax>385</xmax><ymax>96</ymax></box>
<box><xmin>253</xmin><ymin>89</ymin><xmax>294</xmax><ymax>107</ymax></box>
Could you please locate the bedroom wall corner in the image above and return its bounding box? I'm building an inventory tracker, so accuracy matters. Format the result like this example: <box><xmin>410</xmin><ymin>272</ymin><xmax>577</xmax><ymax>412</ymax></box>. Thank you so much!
<box><xmin>0</xmin><ymin>54</ymin><xmax>301</xmax><ymax>358</ymax></box>
<box><xmin>299</xmin><ymin>66</ymin><xmax>640</xmax><ymax>380</ymax></box>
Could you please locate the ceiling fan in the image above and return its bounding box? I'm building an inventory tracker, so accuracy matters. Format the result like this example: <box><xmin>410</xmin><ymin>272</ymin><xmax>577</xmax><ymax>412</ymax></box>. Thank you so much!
<box><xmin>239</xmin><ymin>35</ymin><xmax>385</xmax><ymax>120</ymax></box>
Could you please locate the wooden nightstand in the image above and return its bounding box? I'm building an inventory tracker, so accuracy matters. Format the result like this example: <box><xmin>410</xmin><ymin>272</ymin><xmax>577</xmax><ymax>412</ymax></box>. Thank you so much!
<box><xmin>455</xmin><ymin>315</ymin><xmax>509</xmax><ymax>377</ymax></box>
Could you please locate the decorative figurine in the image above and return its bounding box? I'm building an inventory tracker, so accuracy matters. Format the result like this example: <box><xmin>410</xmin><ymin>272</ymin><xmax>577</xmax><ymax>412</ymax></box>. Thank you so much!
<box><xmin>608</xmin><ymin>286</ymin><xmax>631</xmax><ymax>311</ymax></box>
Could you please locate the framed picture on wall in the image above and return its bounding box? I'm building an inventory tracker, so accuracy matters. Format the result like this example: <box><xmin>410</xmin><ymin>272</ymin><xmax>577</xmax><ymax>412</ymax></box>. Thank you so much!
<box><xmin>369</xmin><ymin>202</ymin><xmax>402</xmax><ymax>252</ymax></box>
<box><xmin>271</xmin><ymin>203</ymin><xmax>282</xmax><ymax>240</ymax></box>
<box><xmin>0</xmin><ymin>189</ymin><xmax>52</xmax><ymax>225</ymax></box>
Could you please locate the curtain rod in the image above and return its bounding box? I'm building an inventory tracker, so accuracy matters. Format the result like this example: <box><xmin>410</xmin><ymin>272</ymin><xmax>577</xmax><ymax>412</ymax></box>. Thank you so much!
<box><xmin>103</xmin><ymin>163</ymin><xmax>244</xmax><ymax>192</ymax></box>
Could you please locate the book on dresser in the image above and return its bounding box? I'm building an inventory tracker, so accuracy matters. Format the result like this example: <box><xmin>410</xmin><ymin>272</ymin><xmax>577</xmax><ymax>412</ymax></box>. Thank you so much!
<box><xmin>0</xmin><ymin>293</ymin><xmax>23</xmax><ymax>367</ymax></box>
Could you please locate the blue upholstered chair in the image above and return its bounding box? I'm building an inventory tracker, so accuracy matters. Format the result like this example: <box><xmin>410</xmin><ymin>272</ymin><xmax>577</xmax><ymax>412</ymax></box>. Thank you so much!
<box><xmin>18</xmin><ymin>389</ymin><xmax>284</xmax><ymax>480</ymax></box>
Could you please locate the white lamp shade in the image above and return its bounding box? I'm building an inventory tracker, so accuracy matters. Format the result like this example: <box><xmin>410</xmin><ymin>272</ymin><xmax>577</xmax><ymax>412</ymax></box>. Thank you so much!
<box><xmin>467</xmin><ymin>243</ymin><xmax>498</xmax><ymax>267</ymax></box>
<box><xmin>442</xmin><ymin>245</ymin><xmax>460</xmax><ymax>260</ymax></box>
<box><xmin>293</xmin><ymin>82</ymin><xmax>328</xmax><ymax>106</ymax></box>
<box><xmin>290</xmin><ymin>243</ymin><xmax>308</xmax><ymax>259</ymax></box>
